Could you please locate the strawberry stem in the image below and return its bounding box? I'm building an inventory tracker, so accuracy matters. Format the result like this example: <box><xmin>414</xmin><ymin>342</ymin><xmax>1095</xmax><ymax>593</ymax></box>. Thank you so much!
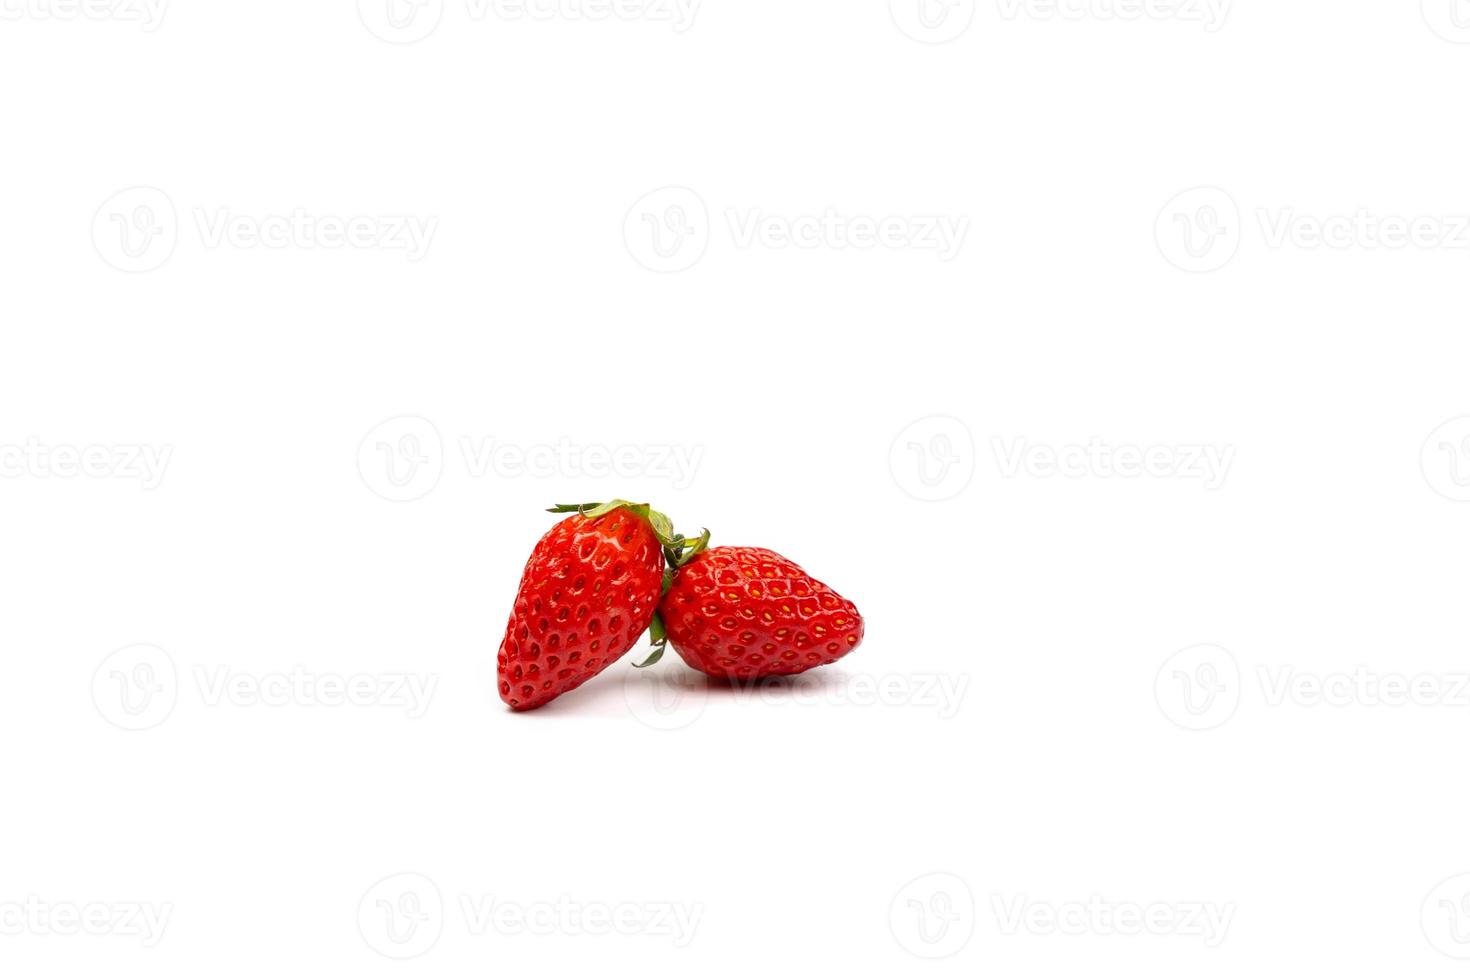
<box><xmin>634</xmin><ymin>613</ymin><xmax>667</xmax><ymax>668</ymax></box>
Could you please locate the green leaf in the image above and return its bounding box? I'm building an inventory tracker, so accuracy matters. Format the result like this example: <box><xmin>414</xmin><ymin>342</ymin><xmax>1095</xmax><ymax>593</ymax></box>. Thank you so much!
<box><xmin>546</xmin><ymin>501</ymin><xmax>605</xmax><ymax>514</ymax></box>
<box><xmin>677</xmin><ymin>528</ymin><xmax>711</xmax><ymax>566</ymax></box>
<box><xmin>647</xmin><ymin>508</ymin><xmax>676</xmax><ymax>548</ymax></box>
<box><xmin>633</xmin><ymin>614</ymin><xmax>668</xmax><ymax>668</ymax></box>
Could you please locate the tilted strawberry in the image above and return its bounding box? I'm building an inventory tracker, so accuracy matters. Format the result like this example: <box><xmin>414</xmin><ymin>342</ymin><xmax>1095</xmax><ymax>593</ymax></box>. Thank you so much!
<box><xmin>649</xmin><ymin>545</ymin><xmax>865</xmax><ymax>680</ymax></box>
<box><xmin>497</xmin><ymin>501</ymin><xmax>681</xmax><ymax>711</ymax></box>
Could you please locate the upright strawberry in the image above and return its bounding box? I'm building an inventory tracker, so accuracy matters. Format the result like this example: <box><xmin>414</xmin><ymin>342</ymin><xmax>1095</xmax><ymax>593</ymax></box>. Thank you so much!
<box><xmin>650</xmin><ymin>546</ymin><xmax>865</xmax><ymax>681</ymax></box>
<box><xmin>497</xmin><ymin>501</ymin><xmax>678</xmax><ymax>710</ymax></box>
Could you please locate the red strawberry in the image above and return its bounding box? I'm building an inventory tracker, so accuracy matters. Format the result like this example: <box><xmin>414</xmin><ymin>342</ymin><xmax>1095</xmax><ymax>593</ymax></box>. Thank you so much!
<box><xmin>654</xmin><ymin>546</ymin><xmax>865</xmax><ymax>680</ymax></box>
<box><xmin>497</xmin><ymin>501</ymin><xmax>676</xmax><ymax>710</ymax></box>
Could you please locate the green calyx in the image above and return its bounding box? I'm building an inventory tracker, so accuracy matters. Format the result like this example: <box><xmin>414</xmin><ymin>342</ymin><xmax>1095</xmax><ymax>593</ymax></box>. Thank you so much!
<box><xmin>547</xmin><ymin>500</ymin><xmax>708</xmax><ymax>568</ymax></box>
<box><xmin>545</xmin><ymin>499</ymin><xmax>711</xmax><ymax>672</ymax></box>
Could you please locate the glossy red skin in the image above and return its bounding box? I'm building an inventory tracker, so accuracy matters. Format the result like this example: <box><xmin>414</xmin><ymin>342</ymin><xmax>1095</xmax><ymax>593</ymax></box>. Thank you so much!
<box><xmin>497</xmin><ymin>509</ymin><xmax>664</xmax><ymax>710</ymax></box>
<box><xmin>660</xmin><ymin>546</ymin><xmax>864</xmax><ymax>680</ymax></box>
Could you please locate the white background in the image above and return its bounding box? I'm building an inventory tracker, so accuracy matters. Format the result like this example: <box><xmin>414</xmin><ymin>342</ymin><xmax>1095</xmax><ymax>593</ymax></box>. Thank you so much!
<box><xmin>3</xmin><ymin>0</ymin><xmax>1470</xmax><ymax>976</ymax></box>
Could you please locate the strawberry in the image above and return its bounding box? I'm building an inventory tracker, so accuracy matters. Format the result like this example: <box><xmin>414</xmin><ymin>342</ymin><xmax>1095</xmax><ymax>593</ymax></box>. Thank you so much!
<box><xmin>497</xmin><ymin>501</ymin><xmax>679</xmax><ymax>711</ymax></box>
<box><xmin>651</xmin><ymin>546</ymin><xmax>865</xmax><ymax>680</ymax></box>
